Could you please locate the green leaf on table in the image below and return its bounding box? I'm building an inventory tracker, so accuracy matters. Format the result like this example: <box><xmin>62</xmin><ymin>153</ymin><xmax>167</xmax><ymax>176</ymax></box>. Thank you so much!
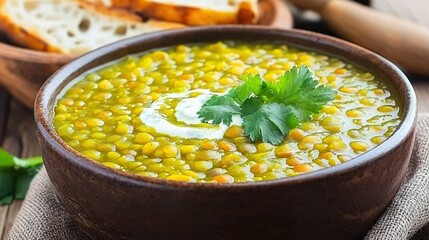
<box><xmin>0</xmin><ymin>149</ymin><xmax>14</xmax><ymax>168</ymax></box>
<box><xmin>0</xmin><ymin>149</ymin><xmax>43</xmax><ymax>205</ymax></box>
<box><xmin>0</xmin><ymin>170</ymin><xmax>15</xmax><ymax>205</ymax></box>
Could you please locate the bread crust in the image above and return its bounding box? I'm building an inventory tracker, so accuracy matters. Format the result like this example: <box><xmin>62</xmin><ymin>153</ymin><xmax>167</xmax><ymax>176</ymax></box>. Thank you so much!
<box><xmin>124</xmin><ymin>0</ymin><xmax>259</xmax><ymax>25</ymax></box>
<box><xmin>0</xmin><ymin>0</ymin><xmax>59</xmax><ymax>52</ymax></box>
<box><xmin>0</xmin><ymin>0</ymin><xmax>183</xmax><ymax>54</ymax></box>
<box><xmin>111</xmin><ymin>0</ymin><xmax>131</xmax><ymax>8</ymax></box>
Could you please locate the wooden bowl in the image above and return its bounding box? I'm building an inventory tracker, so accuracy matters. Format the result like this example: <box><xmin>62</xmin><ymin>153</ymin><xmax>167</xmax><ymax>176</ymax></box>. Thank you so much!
<box><xmin>35</xmin><ymin>26</ymin><xmax>417</xmax><ymax>240</ymax></box>
<box><xmin>0</xmin><ymin>0</ymin><xmax>292</xmax><ymax>108</ymax></box>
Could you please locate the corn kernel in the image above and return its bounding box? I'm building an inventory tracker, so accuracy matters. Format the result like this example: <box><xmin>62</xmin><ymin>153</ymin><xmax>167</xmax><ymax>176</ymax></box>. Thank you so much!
<box><xmin>117</xmin><ymin>155</ymin><xmax>135</xmax><ymax>165</ymax></box>
<box><xmin>314</xmin><ymin>158</ymin><xmax>328</xmax><ymax>167</ymax></box>
<box><xmin>102</xmin><ymin>162</ymin><xmax>122</xmax><ymax>170</ymax></box>
<box><xmin>327</xmin><ymin>75</ymin><xmax>336</xmax><ymax>82</ymax></box>
<box><xmin>371</xmin><ymin>136</ymin><xmax>386</xmax><ymax>145</ymax></box>
<box><xmin>338</xmin><ymin>154</ymin><xmax>352</xmax><ymax>162</ymax></box>
<box><xmin>214</xmin><ymin>174</ymin><xmax>234</xmax><ymax>183</ymax></box>
<box><xmin>91</xmin><ymin>132</ymin><xmax>106</xmax><ymax>139</ymax></box>
<box><xmin>93</xmin><ymin>92</ymin><xmax>112</xmax><ymax>101</ymax></box>
<box><xmin>224</xmin><ymin>125</ymin><xmax>244</xmax><ymax>138</ymax></box>
<box><xmin>180</xmin><ymin>145</ymin><xmax>197</xmax><ymax>155</ymax></box>
<box><xmin>346</xmin><ymin>109</ymin><xmax>364</xmax><ymax>118</ymax></box>
<box><xmin>321</xmin><ymin>117</ymin><xmax>343</xmax><ymax>132</ymax></box>
<box><xmin>237</xmin><ymin>143</ymin><xmax>257</xmax><ymax>154</ymax></box>
<box><xmin>350</xmin><ymin>141</ymin><xmax>369</xmax><ymax>152</ymax></box>
<box><xmin>373</xmin><ymin>89</ymin><xmax>385</xmax><ymax>95</ymax></box>
<box><xmin>250</xmin><ymin>163</ymin><xmax>268</xmax><ymax>174</ymax></box>
<box><xmin>257</xmin><ymin>143</ymin><xmax>274</xmax><ymax>152</ymax></box>
<box><xmin>287</xmin><ymin>156</ymin><xmax>302</xmax><ymax>166</ymax></box>
<box><xmin>98</xmin><ymin>80</ymin><xmax>114</xmax><ymax>90</ymax></box>
<box><xmin>106</xmin><ymin>151</ymin><xmax>121</xmax><ymax>161</ymax></box>
<box><xmin>360</xmin><ymin>97</ymin><xmax>377</xmax><ymax>106</ymax></box>
<box><xmin>298</xmin><ymin>135</ymin><xmax>321</xmax><ymax>150</ymax></box>
<box><xmin>335</xmin><ymin>68</ymin><xmax>347</xmax><ymax>74</ymax></box>
<box><xmin>153</xmin><ymin>150</ymin><xmax>164</xmax><ymax>158</ymax></box>
<box><xmin>163</xmin><ymin>145</ymin><xmax>178</xmax><ymax>158</ymax></box>
<box><xmin>378</xmin><ymin>105</ymin><xmax>395</xmax><ymax>113</ymax></box>
<box><xmin>339</xmin><ymin>87</ymin><xmax>358</xmax><ymax>94</ymax></box>
<box><xmin>142</xmin><ymin>142</ymin><xmax>160</xmax><ymax>155</ymax></box>
<box><xmin>134</xmin><ymin>133</ymin><xmax>154</xmax><ymax>144</ymax></box>
<box><xmin>86</xmin><ymin>118</ymin><xmax>104</xmax><ymax>127</ymax></box>
<box><xmin>319</xmin><ymin>152</ymin><xmax>334</xmax><ymax>159</ymax></box>
<box><xmin>191</xmin><ymin>161</ymin><xmax>213</xmax><ymax>172</ymax></box>
<box><xmin>329</xmin><ymin>139</ymin><xmax>347</xmax><ymax>151</ymax></box>
<box><xmin>323</xmin><ymin>135</ymin><xmax>341</xmax><ymax>144</ymax></box>
<box><xmin>301</xmin><ymin>122</ymin><xmax>316</xmax><ymax>131</ymax></box>
<box><xmin>81</xmin><ymin>150</ymin><xmax>101</xmax><ymax>160</ymax></box>
<box><xmin>201</xmin><ymin>140</ymin><xmax>217</xmax><ymax>150</ymax></box>
<box><xmin>313</xmin><ymin>143</ymin><xmax>328</xmax><ymax>151</ymax></box>
<box><xmin>186</xmin><ymin>153</ymin><xmax>196</xmax><ymax>161</ymax></box>
<box><xmin>329</xmin><ymin>158</ymin><xmax>341</xmax><ymax>166</ymax></box>
<box><xmin>167</xmin><ymin>174</ymin><xmax>194</xmax><ymax>182</ymax></box>
<box><xmin>115</xmin><ymin>141</ymin><xmax>132</xmax><ymax>150</ymax></box>
<box><xmin>294</xmin><ymin>164</ymin><xmax>313</xmax><ymax>172</ymax></box>
<box><xmin>196</xmin><ymin>150</ymin><xmax>221</xmax><ymax>161</ymax></box>
<box><xmin>229</xmin><ymin>66</ymin><xmax>244</xmax><ymax>75</ymax></box>
<box><xmin>54</xmin><ymin>114</ymin><xmax>67</xmax><ymax>121</ymax></box>
<box><xmin>218</xmin><ymin>141</ymin><xmax>236</xmax><ymax>152</ymax></box>
<box><xmin>275</xmin><ymin>145</ymin><xmax>292</xmax><ymax>158</ymax></box>
<box><xmin>323</xmin><ymin>106</ymin><xmax>340</xmax><ymax>115</ymax></box>
<box><xmin>289</xmin><ymin>128</ymin><xmax>305</xmax><ymax>141</ymax></box>
<box><xmin>219</xmin><ymin>77</ymin><xmax>234</xmax><ymax>85</ymax></box>
<box><xmin>221</xmin><ymin>154</ymin><xmax>245</xmax><ymax>167</ymax></box>
<box><xmin>73</xmin><ymin>121</ymin><xmax>87</xmax><ymax>129</ymax></box>
<box><xmin>82</xmin><ymin>139</ymin><xmax>97</xmax><ymax>149</ymax></box>
<box><xmin>152</xmin><ymin>51</ymin><xmax>169</xmax><ymax>61</ymax></box>
<box><xmin>182</xmin><ymin>170</ymin><xmax>199</xmax><ymax>179</ymax></box>
<box><xmin>98</xmin><ymin>143</ymin><xmax>116</xmax><ymax>152</ymax></box>
<box><xmin>358</xmin><ymin>89</ymin><xmax>368</xmax><ymax>96</ymax></box>
<box><xmin>115</xmin><ymin>122</ymin><xmax>133</xmax><ymax>134</ymax></box>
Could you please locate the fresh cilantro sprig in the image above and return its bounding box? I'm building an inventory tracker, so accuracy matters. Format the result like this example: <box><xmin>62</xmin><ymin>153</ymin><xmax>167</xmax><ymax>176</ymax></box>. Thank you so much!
<box><xmin>0</xmin><ymin>149</ymin><xmax>43</xmax><ymax>206</ymax></box>
<box><xmin>197</xmin><ymin>66</ymin><xmax>336</xmax><ymax>145</ymax></box>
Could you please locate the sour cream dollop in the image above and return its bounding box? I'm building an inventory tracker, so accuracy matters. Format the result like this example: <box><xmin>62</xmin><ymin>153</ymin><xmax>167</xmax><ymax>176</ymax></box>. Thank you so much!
<box><xmin>139</xmin><ymin>90</ymin><xmax>242</xmax><ymax>139</ymax></box>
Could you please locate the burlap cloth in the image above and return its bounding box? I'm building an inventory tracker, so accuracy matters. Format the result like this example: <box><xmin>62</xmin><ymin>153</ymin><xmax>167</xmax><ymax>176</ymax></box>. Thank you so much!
<box><xmin>5</xmin><ymin>114</ymin><xmax>429</xmax><ymax>240</ymax></box>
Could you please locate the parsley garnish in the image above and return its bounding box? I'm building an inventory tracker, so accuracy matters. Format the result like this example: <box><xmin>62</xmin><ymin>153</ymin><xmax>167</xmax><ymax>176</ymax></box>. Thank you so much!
<box><xmin>0</xmin><ymin>149</ymin><xmax>43</xmax><ymax>205</ymax></box>
<box><xmin>197</xmin><ymin>66</ymin><xmax>336</xmax><ymax>145</ymax></box>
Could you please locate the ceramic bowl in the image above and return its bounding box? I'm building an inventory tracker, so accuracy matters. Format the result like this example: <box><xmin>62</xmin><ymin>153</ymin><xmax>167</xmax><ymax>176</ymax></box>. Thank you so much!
<box><xmin>0</xmin><ymin>0</ymin><xmax>291</xmax><ymax>108</ymax></box>
<box><xmin>35</xmin><ymin>26</ymin><xmax>417</xmax><ymax>240</ymax></box>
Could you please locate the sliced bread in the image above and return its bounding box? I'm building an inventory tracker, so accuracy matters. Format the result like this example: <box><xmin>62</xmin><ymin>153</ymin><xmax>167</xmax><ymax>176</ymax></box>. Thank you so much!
<box><xmin>0</xmin><ymin>0</ymin><xmax>183</xmax><ymax>54</ymax></box>
<box><xmin>113</xmin><ymin>0</ymin><xmax>259</xmax><ymax>25</ymax></box>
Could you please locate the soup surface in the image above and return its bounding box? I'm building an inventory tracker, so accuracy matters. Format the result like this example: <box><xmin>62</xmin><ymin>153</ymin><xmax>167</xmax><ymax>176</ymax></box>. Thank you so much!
<box><xmin>54</xmin><ymin>41</ymin><xmax>401</xmax><ymax>183</ymax></box>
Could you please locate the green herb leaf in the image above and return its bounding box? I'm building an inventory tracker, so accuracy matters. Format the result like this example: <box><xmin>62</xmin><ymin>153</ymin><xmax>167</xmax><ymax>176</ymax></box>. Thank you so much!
<box><xmin>242</xmin><ymin>103</ymin><xmax>299</xmax><ymax>145</ymax></box>
<box><xmin>197</xmin><ymin>95</ymin><xmax>241</xmax><ymax>125</ymax></box>
<box><xmin>240</xmin><ymin>97</ymin><xmax>263</xmax><ymax>116</ymax></box>
<box><xmin>275</xmin><ymin>66</ymin><xmax>337</xmax><ymax>121</ymax></box>
<box><xmin>226</xmin><ymin>74</ymin><xmax>261</xmax><ymax>104</ymax></box>
<box><xmin>0</xmin><ymin>149</ymin><xmax>43</xmax><ymax>206</ymax></box>
<box><xmin>198</xmin><ymin>65</ymin><xmax>336</xmax><ymax>145</ymax></box>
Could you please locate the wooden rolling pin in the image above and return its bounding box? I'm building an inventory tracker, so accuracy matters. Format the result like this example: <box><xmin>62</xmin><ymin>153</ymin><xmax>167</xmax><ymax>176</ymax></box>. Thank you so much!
<box><xmin>288</xmin><ymin>0</ymin><xmax>429</xmax><ymax>76</ymax></box>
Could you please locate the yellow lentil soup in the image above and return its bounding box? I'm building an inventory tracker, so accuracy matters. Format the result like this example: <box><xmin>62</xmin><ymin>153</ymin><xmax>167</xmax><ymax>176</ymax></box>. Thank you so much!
<box><xmin>53</xmin><ymin>41</ymin><xmax>401</xmax><ymax>183</ymax></box>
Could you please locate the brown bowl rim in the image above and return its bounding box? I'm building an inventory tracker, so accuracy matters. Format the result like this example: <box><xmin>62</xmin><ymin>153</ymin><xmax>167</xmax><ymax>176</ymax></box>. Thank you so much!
<box><xmin>35</xmin><ymin>26</ymin><xmax>417</xmax><ymax>189</ymax></box>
